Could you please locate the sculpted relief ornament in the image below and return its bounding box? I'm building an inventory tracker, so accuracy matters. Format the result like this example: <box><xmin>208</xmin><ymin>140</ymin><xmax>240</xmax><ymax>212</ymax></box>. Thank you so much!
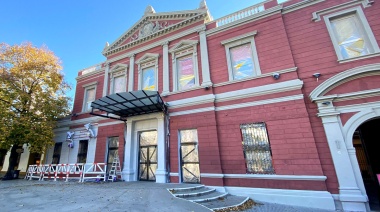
<box><xmin>131</xmin><ymin>21</ymin><xmax>171</xmax><ymax>41</ymax></box>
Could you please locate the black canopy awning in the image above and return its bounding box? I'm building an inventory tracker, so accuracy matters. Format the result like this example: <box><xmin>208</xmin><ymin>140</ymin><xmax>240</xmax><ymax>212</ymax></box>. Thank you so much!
<box><xmin>90</xmin><ymin>90</ymin><xmax>167</xmax><ymax>121</ymax></box>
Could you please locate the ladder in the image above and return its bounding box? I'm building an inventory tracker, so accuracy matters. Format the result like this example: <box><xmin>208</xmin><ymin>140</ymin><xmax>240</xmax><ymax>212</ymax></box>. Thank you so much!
<box><xmin>108</xmin><ymin>154</ymin><xmax>122</xmax><ymax>182</ymax></box>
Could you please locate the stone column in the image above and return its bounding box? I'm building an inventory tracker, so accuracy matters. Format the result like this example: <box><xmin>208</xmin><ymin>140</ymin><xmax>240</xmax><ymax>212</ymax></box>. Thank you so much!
<box><xmin>122</xmin><ymin>120</ymin><xmax>135</xmax><ymax>181</ymax></box>
<box><xmin>319</xmin><ymin>108</ymin><xmax>367</xmax><ymax>211</ymax></box>
<box><xmin>128</xmin><ymin>54</ymin><xmax>135</xmax><ymax>92</ymax></box>
<box><xmin>162</xmin><ymin>41</ymin><xmax>170</xmax><ymax>96</ymax></box>
<box><xmin>198</xmin><ymin>26</ymin><xmax>212</xmax><ymax>88</ymax></box>
<box><xmin>155</xmin><ymin>115</ymin><xmax>167</xmax><ymax>183</ymax></box>
<box><xmin>102</xmin><ymin>63</ymin><xmax>110</xmax><ymax>96</ymax></box>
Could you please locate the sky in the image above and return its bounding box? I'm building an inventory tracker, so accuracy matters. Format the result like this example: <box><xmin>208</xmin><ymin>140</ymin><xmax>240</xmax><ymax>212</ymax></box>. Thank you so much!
<box><xmin>1</xmin><ymin>0</ymin><xmax>263</xmax><ymax>101</ymax></box>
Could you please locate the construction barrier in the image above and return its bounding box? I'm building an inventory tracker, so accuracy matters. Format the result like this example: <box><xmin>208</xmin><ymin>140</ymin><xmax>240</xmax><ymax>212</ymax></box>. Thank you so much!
<box><xmin>82</xmin><ymin>163</ymin><xmax>107</xmax><ymax>182</ymax></box>
<box><xmin>25</xmin><ymin>163</ymin><xmax>106</xmax><ymax>183</ymax></box>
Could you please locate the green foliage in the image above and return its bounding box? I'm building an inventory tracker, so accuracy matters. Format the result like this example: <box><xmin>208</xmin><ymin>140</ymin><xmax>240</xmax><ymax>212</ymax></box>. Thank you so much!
<box><xmin>0</xmin><ymin>43</ymin><xmax>71</xmax><ymax>153</ymax></box>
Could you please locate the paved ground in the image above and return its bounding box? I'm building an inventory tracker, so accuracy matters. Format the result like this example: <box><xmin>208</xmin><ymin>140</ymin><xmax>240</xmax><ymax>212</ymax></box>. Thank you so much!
<box><xmin>0</xmin><ymin>179</ymin><xmax>338</xmax><ymax>212</ymax></box>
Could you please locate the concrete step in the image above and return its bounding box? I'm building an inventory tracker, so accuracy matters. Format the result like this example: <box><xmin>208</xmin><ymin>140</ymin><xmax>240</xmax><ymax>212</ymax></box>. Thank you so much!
<box><xmin>199</xmin><ymin>194</ymin><xmax>251</xmax><ymax>210</ymax></box>
<box><xmin>183</xmin><ymin>191</ymin><xmax>228</xmax><ymax>203</ymax></box>
<box><xmin>168</xmin><ymin>185</ymin><xmax>254</xmax><ymax>211</ymax></box>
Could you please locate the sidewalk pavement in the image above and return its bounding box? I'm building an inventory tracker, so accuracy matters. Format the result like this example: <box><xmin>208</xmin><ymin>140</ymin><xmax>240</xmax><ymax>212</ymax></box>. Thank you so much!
<box><xmin>0</xmin><ymin>179</ymin><xmax>338</xmax><ymax>212</ymax></box>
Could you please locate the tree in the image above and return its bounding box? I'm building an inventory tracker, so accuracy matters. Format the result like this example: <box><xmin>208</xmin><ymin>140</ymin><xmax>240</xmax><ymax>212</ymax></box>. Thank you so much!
<box><xmin>0</xmin><ymin>43</ymin><xmax>71</xmax><ymax>179</ymax></box>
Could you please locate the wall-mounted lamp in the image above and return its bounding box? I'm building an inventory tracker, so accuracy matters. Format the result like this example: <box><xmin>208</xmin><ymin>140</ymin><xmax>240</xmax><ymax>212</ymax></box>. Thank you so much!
<box><xmin>313</xmin><ymin>73</ymin><xmax>321</xmax><ymax>82</ymax></box>
<box><xmin>272</xmin><ymin>73</ymin><xmax>280</xmax><ymax>80</ymax></box>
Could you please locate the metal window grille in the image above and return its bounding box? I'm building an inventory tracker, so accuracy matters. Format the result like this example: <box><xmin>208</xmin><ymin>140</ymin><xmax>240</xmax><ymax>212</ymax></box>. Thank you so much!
<box><xmin>240</xmin><ymin>122</ymin><xmax>275</xmax><ymax>174</ymax></box>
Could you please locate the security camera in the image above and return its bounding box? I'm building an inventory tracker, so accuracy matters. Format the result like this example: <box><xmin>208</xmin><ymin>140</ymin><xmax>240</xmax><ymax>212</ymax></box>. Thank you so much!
<box><xmin>313</xmin><ymin>73</ymin><xmax>321</xmax><ymax>78</ymax></box>
<box><xmin>272</xmin><ymin>73</ymin><xmax>280</xmax><ymax>80</ymax></box>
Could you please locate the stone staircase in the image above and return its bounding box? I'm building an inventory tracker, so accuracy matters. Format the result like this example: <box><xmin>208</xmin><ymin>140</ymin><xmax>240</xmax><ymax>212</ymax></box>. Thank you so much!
<box><xmin>168</xmin><ymin>185</ymin><xmax>255</xmax><ymax>211</ymax></box>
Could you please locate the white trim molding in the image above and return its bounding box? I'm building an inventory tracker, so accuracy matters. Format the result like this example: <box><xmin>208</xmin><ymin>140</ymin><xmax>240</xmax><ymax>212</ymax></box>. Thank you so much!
<box><xmin>224</xmin><ymin>187</ymin><xmax>335</xmax><ymax>210</ymax></box>
<box><xmin>200</xmin><ymin>173</ymin><xmax>327</xmax><ymax>181</ymax></box>
<box><xmin>310</xmin><ymin>63</ymin><xmax>380</xmax><ymax>101</ymax></box>
<box><xmin>309</xmin><ymin>63</ymin><xmax>380</xmax><ymax>211</ymax></box>
<box><xmin>312</xmin><ymin>0</ymin><xmax>373</xmax><ymax>22</ymax></box>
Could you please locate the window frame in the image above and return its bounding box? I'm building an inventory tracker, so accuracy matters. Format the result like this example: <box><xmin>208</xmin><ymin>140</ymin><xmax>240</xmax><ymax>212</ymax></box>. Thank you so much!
<box><xmin>77</xmin><ymin>140</ymin><xmax>88</xmax><ymax>163</ymax></box>
<box><xmin>169</xmin><ymin>40</ymin><xmax>200</xmax><ymax>92</ymax></box>
<box><xmin>136</xmin><ymin>53</ymin><xmax>159</xmax><ymax>91</ymax></box>
<box><xmin>52</xmin><ymin>142</ymin><xmax>62</xmax><ymax>164</ymax></box>
<box><xmin>240</xmin><ymin>122</ymin><xmax>275</xmax><ymax>175</ymax></box>
<box><xmin>324</xmin><ymin>6</ymin><xmax>380</xmax><ymax>62</ymax></box>
<box><xmin>221</xmin><ymin>31</ymin><xmax>261</xmax><ymax>81</ymax></box>
<box><xmin>109</xmin><ymin>64</ymin><xmax>128</xmax><ymax>94</ymax></box>
<box><xmin>82</xmin><ymin>82</ymin><xmax>97</xmax><ymax>112</ymax></box>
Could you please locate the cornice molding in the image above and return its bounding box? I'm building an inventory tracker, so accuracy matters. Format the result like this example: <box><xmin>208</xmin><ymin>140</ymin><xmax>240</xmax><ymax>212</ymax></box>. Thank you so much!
<box><xmin>282</xmin><ymin>0</ymin><xmax>325</xmax><ymax>14</ymax></box>
<box><xmin>75</xmin><ymin>69</ymin><xmax>105</xmax><ymax>81</ymax></box>
<box><xmin>106</xmin><ymin>25</ymin><xmax>206</xmax><ymax>64</ymax></box>
<box><xmin>104</xmin><ymin>11</ymin><xmax>208</xmax><ymax>56</ymax></box>
<box><xmin>215</xmin><ymin>79</ymin><xmax>303</xmax><ymax>103</ymax></box>
<box><xmin>311</xmin><ymin>0</ymin><xmax>373</xmax><ymax>22</ymax></box>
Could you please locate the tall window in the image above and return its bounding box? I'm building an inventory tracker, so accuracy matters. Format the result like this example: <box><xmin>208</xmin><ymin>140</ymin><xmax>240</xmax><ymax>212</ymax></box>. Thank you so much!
<box><xmin>77</xmin><ymin>140</ymin><xmax>88</xmax><ymax>163</ymax></box>
<box><xmin>177</xmin><ymin>56</ymin><xmax>195</xmax><ymax>90</ymax></box>
<box><xmin>112</xmin><ymin>75</ymin><xmax>125</xmax><ymax>94</ymax></box>
<box><xmin>222</xmin><ymin>31</ymin><xmax>261</xmax><ymax>81</ymax></box>
<box><xmin>324</xmin><ymin>7</ymin><xmax>380</xmax><ymax>61</ymax></box>
<box><xmin>240</xmin><ymin>122</ymin><xmax>275</xmax><ymax>174</ymax></box>
<box><xmin>169</xmin><ymin>40</ymin><xmax>199</xmax><ymax>92</ymax></box>
<box><xmin>136</xmin><ymin>53</ymin><xmax>159</xmax><ymax>92</ymax></box>
<box><xmin>52</xmin><ymin>143</ymin><xmax>62</xmax><ymax>164</ymax></box>
<box><xmin>83</xmin><ymin>87</ymin><xmax>96</xmax><ymax>112</ymax></box>
<box><xmin>142</xmin><ymin>67</ymin><xmax>156</xmax><ymax>91</ymax></box>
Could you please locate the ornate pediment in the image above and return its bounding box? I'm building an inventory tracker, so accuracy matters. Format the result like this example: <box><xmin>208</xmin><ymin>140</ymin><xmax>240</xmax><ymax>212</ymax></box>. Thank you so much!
<box><xmin>103</xmin><ymin>4</ymin><xmax>212</xmax><ymax>57</ymax></box>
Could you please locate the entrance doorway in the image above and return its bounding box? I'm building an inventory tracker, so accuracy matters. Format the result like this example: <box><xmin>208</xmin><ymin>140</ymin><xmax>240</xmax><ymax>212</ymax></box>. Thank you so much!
<box><xmin>106</xmin><ymin>137</ymin><xmax>119</xmax><ymax>174</ymax></box>
<box><xmin>354</xmin><ymin>118</ymin><xmax>380</xmax><ymax>211</ymax></box>
<box><xmin>138</xmin><ymin>131</ymin><xmax>157</xmax><ymax>181</ymax></box>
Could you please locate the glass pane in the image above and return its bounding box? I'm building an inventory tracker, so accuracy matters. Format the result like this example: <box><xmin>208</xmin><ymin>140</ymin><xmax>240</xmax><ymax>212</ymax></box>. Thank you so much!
<box><xmin>180</xmin><ymin>129</ymin><xmax>198</xmax><ymax>143</ymax></box>
<box><xmin>139</xmin><ymin>164</ymin><xmax>147</xmax><ymax>180</ymax></box>
<box><xmin>148</xmin><ymin>164</ymin><xmax>157</xmax><ymax>181</ymax></box>
<box><xmin>181</xmin><ymin>145</ymin><xmax>199</xmax><ymax>163</ymax></box>
<box><xmin>108</xmin><ymin>137</ymin><xmax>119</xmax><ymax>148</ymax></box>
<box><xmin>182</xmin><ymin>163</ymin><xmax>200</xmax><ymax>183</ymax></box>
<box><xmin>230</xmin><ymin>44</ymin><xmax>255</xmax><ymax>80</ymax></box>
<box><xmin>142</xmin><ymin>67</ymin><xmax>155</xmax><ymax>91</ymax></box>
<box><xmin>113</xmin><ymin>75</ymin><xmax>125</xmax><ymax>93</ymax></box>
<box><xmin>177</xmin><ymin>56</ymin><xmax>195</xmax><ymax>90</ymax></box>
<box><xmin>149</xmin><ymin>147</ymin><xmax>157</xmax><ymax>163</ymax></box>
<box><xmin>140</xmin><ymin>131</ymin><xmax>157</xmax><ymax>146</ymax></box>
<box><xmin>107</xmin><ymin>150</ymin><xmax>118</xmax><ymax>164</ymax></box>
<box><xmin>331</xmin><ymin>14</ymin><xmax>371</xmax><ymax>59</ymax></box>
<box><xmin>85</xmin><ymin>88</ymin><xmax>95</xmax><ymax>111</ymax></box>
<box><xmin>140</xmin><ymin>148</ymin><xmax>147</xmax><ymax>163</ymax></box>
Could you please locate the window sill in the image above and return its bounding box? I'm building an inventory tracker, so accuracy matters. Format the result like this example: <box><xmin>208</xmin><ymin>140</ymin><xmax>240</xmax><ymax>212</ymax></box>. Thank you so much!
<box><xmin>162</xmin><ymin>85</ymin><xmax>203</xmax><ymax>97</ymax></box>
<box><xmin>213</xmin><ymin>67</ymin><xmax>297</xmax><ymax>88</ymax></box>
<box><xmin>338</xmin><ymin>52</ymin><xmax>380</xmax><ymax>63</ymax></box>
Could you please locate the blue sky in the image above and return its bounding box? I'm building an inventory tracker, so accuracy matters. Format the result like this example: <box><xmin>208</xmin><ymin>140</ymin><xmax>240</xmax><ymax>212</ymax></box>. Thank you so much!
<box><xmin>1</xmin><ymin>0</ymin><xmax>262</xmax><ymax>101</ymax></box>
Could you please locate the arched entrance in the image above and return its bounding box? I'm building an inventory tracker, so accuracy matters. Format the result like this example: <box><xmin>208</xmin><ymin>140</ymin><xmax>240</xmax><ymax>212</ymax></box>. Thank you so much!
<box><xmin>353</xmin><ymin>118</ymin><xmax>380</xmax><ymax>211</ymax></box>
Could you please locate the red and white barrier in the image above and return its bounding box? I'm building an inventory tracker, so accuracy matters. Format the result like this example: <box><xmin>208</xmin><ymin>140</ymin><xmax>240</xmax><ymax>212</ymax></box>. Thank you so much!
<box><xmin>81</xmin><ymin>163</ymin><xmax>107</xmax><ymax>182</ymax></box>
